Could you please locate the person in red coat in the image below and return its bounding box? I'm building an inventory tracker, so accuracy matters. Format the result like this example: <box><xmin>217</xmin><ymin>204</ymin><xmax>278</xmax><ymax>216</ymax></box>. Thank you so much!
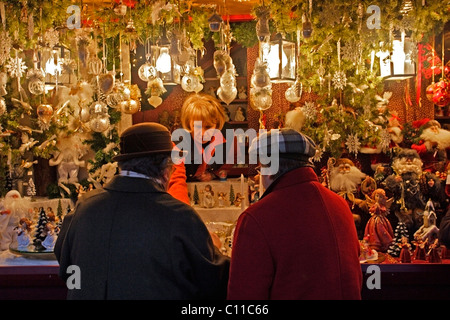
<box><xmin>227</xmin><ymin>128</ymin><xmax>363</xmax><ymax>300</ymax></box>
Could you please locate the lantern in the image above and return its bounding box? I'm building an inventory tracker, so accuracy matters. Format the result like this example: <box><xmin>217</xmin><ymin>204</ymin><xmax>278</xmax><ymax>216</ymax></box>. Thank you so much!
<box><xmin>262</xmin><ymin>33</ymin><xmax>296</xmax><ymax>83</ymax></box>
<box><xmin>380</xmin><ymin>32</ymin><xmax>416</xmax><ymax>81</ymax></box>
<box><xmin>42</xmin><ymin>45</ymin><xmax>73</xmax><ymax>90</ymax></box>
<box><xmin>208</xmin><ymin>13</ymin><xmax>223</xmax><ymax>32</ymax></box>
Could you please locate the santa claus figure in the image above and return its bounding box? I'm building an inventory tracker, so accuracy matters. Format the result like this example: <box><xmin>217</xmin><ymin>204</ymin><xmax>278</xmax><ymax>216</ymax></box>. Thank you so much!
<box><xmin>411</xmin><ymin>119</ymin><xmax>450</xmax><ymax>173</ymax></box>
<box><xmin>328</xmin><ymin>158</ymin><xmax>367</xmax><ymax>238</ymax></box>
<box><xmin>384</xmin><ymin>148</ymin><xmax>426</xmax><ymax>233</ymax></box>
<box><xmin>0</xmin><ymin>190</ymin><xmax>32</xmax><ymax>250</ymax></box>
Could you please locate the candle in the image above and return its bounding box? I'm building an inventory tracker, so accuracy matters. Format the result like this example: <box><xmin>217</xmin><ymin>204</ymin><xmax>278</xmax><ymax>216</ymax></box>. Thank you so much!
<box><xmin>240</xmin><ymin>174</ymin><xmax>245</xmax><ymax>210</ymax></box>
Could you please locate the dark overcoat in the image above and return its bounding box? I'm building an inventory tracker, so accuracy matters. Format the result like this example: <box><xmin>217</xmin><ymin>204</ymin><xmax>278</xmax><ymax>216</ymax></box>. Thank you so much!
<box><xmin>55</xmin><ymin>175</ymin><xmax>229</xmax><ymax>300</ymax></box>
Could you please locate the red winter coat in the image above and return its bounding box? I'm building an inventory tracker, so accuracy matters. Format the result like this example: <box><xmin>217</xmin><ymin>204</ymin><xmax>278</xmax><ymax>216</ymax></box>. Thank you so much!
<box><xmin>227</xmin><ymin>167</ymin><xmax>362</xmax><ymax>300</ymax></box>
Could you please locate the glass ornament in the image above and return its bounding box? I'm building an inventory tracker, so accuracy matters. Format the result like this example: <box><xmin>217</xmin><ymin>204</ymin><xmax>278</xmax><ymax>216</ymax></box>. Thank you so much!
<box><xmin>120</xmin><ymin>99</ymin><xmax>141</xmax><ymax>114</ymax></box>
<box><xmin>79</xmin><ymin>105</ymin><xmax>91</xmax><ymax>123</ymax></box>
<box><xmin>220</xmin><ymin>71</ymin><xmax>236</xmax><ymax>88</ymax></box>
<box><xmin>285</xmin><ymin>81</ymin><xmax>302</xmax><ymax>103</ymax></box>
<box><xmin>90</xmin><ymin>115</ymin><xmax>110</xmax><ymax>133</ymax></box>
<box><xmin>28</xmin><ymin>79</ymin><xmax>45</xmax><ymax>95</ymax></box>
<box><xmin>426</xmin><ymin>82</ymin><xmax>436</xmax><ymax>102</ymax></box>
<box><xmin>89</xmin><ymin>101</ymin><xmax>108</xmax><ymax>115</ymax></box>
<box><xmin>138</xmin><ymin>62</ymin><xmax>156</xmax><ymax>81</ymax></box>
<box><xmin>148</xmin><ymin>95</ymin><xmax>163</xmax><ymax>108</ymax></box>
<box><xmin>250</xmin><ymin>87</ymin><xmax>272</xmax><ymax>111</ymax></box>
<box><xmin>37</xmin><ymin>104</ymin><xmax>54</xmax><ymax>124</ymax></box>
<box><xmin>181</xmin><ymin>75</ymin><xmax>199</xmax><ymax>92</ymax></box>
<box><xmin>217</xmin><ymin>86</ymin><xmax>237</xmax><ymax>105</ymax></box>
<box><xmin>432</xmin><ymin>79</ymin><xmax>450</xmax><ymax>107</ymax></box>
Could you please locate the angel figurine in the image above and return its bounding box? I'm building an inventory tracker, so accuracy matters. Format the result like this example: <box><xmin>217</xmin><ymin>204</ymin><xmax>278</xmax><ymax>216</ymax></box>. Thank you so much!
<box><xmin>14</xmin><ymin>217</ymin><xmax>33</xmax><ymax>249</ymax></box>
<box><xmin>363</xmin><ymin>188</ymin><xmax>394</xmax><ymax>252</ymax></box>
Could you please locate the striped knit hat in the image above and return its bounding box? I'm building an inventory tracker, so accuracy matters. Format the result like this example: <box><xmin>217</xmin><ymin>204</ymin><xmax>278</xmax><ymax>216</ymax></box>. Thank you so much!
<box><xmin>249</xmin><ymin>128</ymin><xmax>317</xmax><ymax>163</ymax></box>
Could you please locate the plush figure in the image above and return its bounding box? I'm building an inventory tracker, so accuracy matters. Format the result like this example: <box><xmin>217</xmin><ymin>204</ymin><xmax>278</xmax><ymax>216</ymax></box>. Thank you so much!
<box><xmin>328</xmin><ymin>157</ymin><xmax>367</xmax><ymax>237</ymax></box>
<box><xmin>384</xmin><ymin>148</ymin><xmax>426</xmax><ymax>232</ymax></box>
<box><xmin>0</xmin><ymin>190</ymin><xmax>32</xmax><ymax>250</ymax></box>
<box><xmin>411</xmin><ymin>119</ymin><xmax>450</xmax><ymax>173</ymax></box>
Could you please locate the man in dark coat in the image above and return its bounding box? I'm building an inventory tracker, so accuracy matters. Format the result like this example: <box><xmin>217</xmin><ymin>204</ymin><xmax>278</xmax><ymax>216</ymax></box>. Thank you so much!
<box><xmin>55</xmin><ymin>122</ymin><xmax>229</xmax><ymax>300</ymax></box>
<box><xmin>227</xmin><ymin>128</ymin><xmax>362</xmax><ymax>300</ymax></box>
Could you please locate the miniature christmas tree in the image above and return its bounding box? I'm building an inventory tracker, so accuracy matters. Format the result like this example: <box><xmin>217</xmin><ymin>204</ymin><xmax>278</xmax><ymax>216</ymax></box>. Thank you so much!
<box><xmin>33</xmin><ymin>207</ymin><xmax>48</xmax><ymax>250</ymax></box>
<box><xmin>56</xmin><ymin>199</ymin><xmax>63</xmax><ymax>230</ymax></box>
<box><xmin>193</xmin><ymin>185</ymin><xmax>199</xmax><ymax>205</ymax></box>
<box><xmin>387</xmin><ymin>222</ymin><xmax>409</xmax><ymax>257</ymax></box>
<box><xmin>229</xmin><ymin>184</ymin><xmax>235</xmax><ymax>204</ymax></box>
<box><xmin>27</xmin><ymin>177</ymin><xmax>36</xmax><ymax>198</ymax></box>
<box><xmin>5</xmin><ymin>169</ymin><xmax>12</xmax><ymax>191</ymax></box>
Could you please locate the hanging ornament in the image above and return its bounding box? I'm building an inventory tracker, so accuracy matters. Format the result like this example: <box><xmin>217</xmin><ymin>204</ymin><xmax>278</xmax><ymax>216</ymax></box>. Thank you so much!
<box><xmin>120</xmin><ymin>84</ymin><xmax>142</xmax><ymax>113</ymax></box>
<box><xmin>90</xmin><ymin>115</ymin><xmax>110</xmax><ymax>133</ymax></box>
<box><xmin>6</xmin><ymin>56</ymin><xmax>27</xmax><ymax>78</ymax></box>
<box><xmin>0</xmin><ymin>98</ymin><xmax>6</xmax><ymax>116</ymax></box>
<box><xmin>345</xmin><ymin>133</ymin><xmax>361</xmax><ymax>155</ymax></box>
<box><xmin>332</xmin><ymin>71</ymin><xmax>347</xmax><ymax>90</ymax></box>
<box><xmin>285</xmin><ymin>80</ymin><xmax>303</xmax><ymax>103</ymax></box>
<box><xmin>302</xmin><ymin>14</ymin><xmax>313</xmax><ymax>38</ymax></box>
<box><xmin>217</xmin><ymin>86</ymin><xmax>237</xmax><ymax>105</ymax></box>
<box><xmin>249</xmin><ymin>87</ymin><xmax>272</xmax><ymax>111</ymax></box>
<box><xmin>148</xmin><ymin>95</ymin><xmax>163</xmax><ymax>108</ymax></box>
<box><xmin>432</xmin><ymin>79</ymin><xmax>450</xmax><ymax>107</ymax></box>
<box><xmin>213</xmin><ymin>50</ymin><xmax>232</xmax><ymax>77</ymax></box>
<box><xmin>426</xmin><ymin>82</ymin><xmax>436</xmax><ymax>101</ymax></box>
<box><xmin>0</xmin><ymin>71</ymin><xmax>7</xmax><ymax>96</ymax></box>
<box><xmin>251</xmin><ymin>58</ymin><xmax>271</xmax><ymax>88</ymax></box>
<box><xmin>26</xmin><ymin>68</ymin><xmax>45</xmax><ymax>95</ymax></box>
<box><xmin>0</xmin><ymin>30</ymin><xmax>12</xmax><ymax>65</ymax></box>
<box><xmin>98</xmin><ymin>73</ymin><xmax>115</xmax><ymax>94</ymax></box>
<box><xmin>43</xmin><ymin>28</ymin><xmax>59</xmax><ymax>49</ymax></box>
<box><xmin>444</xmin><ymin>61</ymin><xmax>450</xmax><ymax>81</ymax></box>
<box><xmin>181</xmin><ymin>74</ymin><xmax>199</xmax><ymax>92</ymax></box>
<box><xmin>88</xmin><ymin>57</ymin><xmax>103</xmax><ymax>76</ymax></box>
<box><xmin>138</xmin><ymin>62</ymin><xmax>156</xmax><ymax>82</ymax></box>
<box><xmin>36</xmin><ymin>103</ymin><xmax>54</xmax><ymax>125</ymax></box>
<box><xmin>255</xmin><ymin>6</ymin><xmax>271</xmax><ymax>41</ymax></box>
<box><xmin>302</xmin><ymin>101</ymin><xmax>317</xmax><ymax>120</ymax></box>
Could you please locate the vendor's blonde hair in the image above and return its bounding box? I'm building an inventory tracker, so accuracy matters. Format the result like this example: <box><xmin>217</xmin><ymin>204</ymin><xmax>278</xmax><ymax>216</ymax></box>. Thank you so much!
<box><xmin>180</xmin><ymin>93</ymin><xmax>226</xmax><ymax>132</ymax></box>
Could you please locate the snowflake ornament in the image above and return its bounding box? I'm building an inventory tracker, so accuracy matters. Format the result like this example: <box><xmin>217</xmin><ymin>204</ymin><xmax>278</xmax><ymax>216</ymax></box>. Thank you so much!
<box><xmin>6</xmin><ymin>57</ymin><xmax>27</xmax><ymax>78</ymax></box>
<box><xmin>44</xmin><ymin>28</ymin><xmax>60</xmax><ymax>48</ymax></box>
<box><xmin>345</xmin><ymin>133</ymin><xmax>361</xmax><ymax>155</ymax></box>
<box><xmin>0</xmin><ymin>31</ymin><xmax>12</xmax><ymax>66</ymax></box>
<box><xmin>302</xmin><ymin>101</ymin><xmax>317</xmax><ymax>121</ymax></box>
<box><xmin>332</xmin><ymin>71</ymin><xmax>347</xmax><ymax>90</ymax></box>
<box><xmin>341</xmin><ymin>40</ymin><xmax>362</xmax><ymax>64</ymax></box>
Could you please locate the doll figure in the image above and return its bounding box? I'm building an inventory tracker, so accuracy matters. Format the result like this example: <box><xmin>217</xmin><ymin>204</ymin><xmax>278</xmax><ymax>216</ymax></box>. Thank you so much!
<box><xmin>412</xmin><ymin>238</ymin><xmax>428</xmax><ymax>261</ymax></box>
<box><xmin>217</xmin><ymin>191</ymin><xmax>227</xmax><ymax>207</ymax></box>
<box><xmin>398</xmin><ymin>236</ymin><xmax>412</xmax><ymax>263</ymax></box>
<box><xmin>233</xmin><ymin>193</ymin><xmax>244</xmax><ymax>207</ymax></box>
<box><xmin>363</xmin><ymin>189</ymin><xmax>394</xmax><ymax>252</ymax></box>
<box><xmin>427</xmin><ymin>239</ymin><xmax>442</xmax><ymax>263</ymax></box>
<box><xmin>202</xmin><ymin>184</ymin><xmax>215</xmax><ymax>208</ymax></box>
<box><xmin>233</xmin><ymin>106</ymin><xmax>246</xmax><ymax>122</ymax></box>
<box><xmin>359</xmin><ymin>236</ymin><xmax>378</xmax><ymax>262</ymax></box>
<box><xmin>14</xmin><ymin>218</ymin><xmax>33</xmax><ymax>249</ymax></box>
<box><xmin>41</xmin><ymin>222</ymin><xmax>57</xmax><ymax>251</ymax></box>
<box><xmin>413</xmin><ymin>200</ymin><xmax>440</xmax><ymax>243</ymax></box>
<box><xmin>238</xmin><ymin>86</ymin><xmax>247</xmax><ymax>100</ymax></box>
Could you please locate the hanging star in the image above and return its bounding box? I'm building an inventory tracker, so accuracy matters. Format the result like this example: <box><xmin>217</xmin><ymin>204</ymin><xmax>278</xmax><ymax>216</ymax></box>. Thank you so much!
<box><xmin>345</xmin><ymin>133</ymin><xmax>361</xmax><ymax>155</ymax></box>
<box><xmin>332</xmin><ymin>70</ymin><xmax>347</xmax><ymax>90</ymax></box>
<box><xmin>6</xmin><ymin>57</ymin><xmax>27</xmax><ymax>78</ymax></box>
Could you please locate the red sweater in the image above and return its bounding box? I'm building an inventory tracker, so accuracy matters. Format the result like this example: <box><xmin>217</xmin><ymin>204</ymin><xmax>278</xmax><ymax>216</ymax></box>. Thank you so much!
<box><xmin>227</xmin><ymin>167</ymin><xmax>362</xmax><ymax>300</ymax></box>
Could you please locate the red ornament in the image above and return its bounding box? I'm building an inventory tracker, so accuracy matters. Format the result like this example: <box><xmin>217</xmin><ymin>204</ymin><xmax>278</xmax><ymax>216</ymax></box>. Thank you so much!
<box><xmin>426</xmin><ymin>82</ymin><xmax>436</xmax><ymax>101</ymax></box>
<box><xmin>432</xmin><ymin>79</ymin><xmax>450</xmax><ymax>107</ymax></box>
<box><xmin>444</xmin><ymin>61</ymin><xmax>450</xmax><ymax>81</ymax></box>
